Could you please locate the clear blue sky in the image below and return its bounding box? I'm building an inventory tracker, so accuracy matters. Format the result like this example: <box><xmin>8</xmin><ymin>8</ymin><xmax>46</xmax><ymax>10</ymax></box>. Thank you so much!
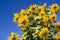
<box><xmin>0</xmin><ymin>0</ymin><xmax>60</xmax><ymax>40</ymax></box>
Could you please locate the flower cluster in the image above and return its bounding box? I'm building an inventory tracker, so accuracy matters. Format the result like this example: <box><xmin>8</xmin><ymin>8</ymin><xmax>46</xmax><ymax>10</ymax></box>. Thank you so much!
<box><xmin>9</xmin><ymin>3</ymin><xmax>60</xmax><ymax>40</ymax></box>
<box><xmin>8</xmin><ymin>32</ymin><xmax>19</xmax><ymax>40</ymax></box>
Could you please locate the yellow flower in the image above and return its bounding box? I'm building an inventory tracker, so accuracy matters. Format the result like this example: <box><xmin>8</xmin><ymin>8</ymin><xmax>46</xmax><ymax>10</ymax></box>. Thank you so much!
<box><xmin>15</xmin><ymin>35</ymin><xmax>18</xmax><ymax>39</ymax></box>
<box><xmin>50</xmin><ymin>14</ymin><xmax>57</xmax><ymax>22</ymax></box>
<box><xmin>39</xmin><ymin>27</ymin><xmax>50</xmax><ymax>39</ymax></box>
<box><xmin>8</xmin><ymin>36</ymin><xmax>13</xmax><ymax>40</ymax></box>
<box><xmin>38</xmin><ymin>3</ymin><xmax>46</xmax><ymax>12</ymax></box>
<box><xmin>18</xmin><ymin>16</ymin><xmax>29</xmax><ymax>27</ymax></box>
<box><xmin>54</xmin><ymin>22</ymin><xmax>60</xmax><ymax>31</ymax></box>
<box><xmin>13</xmin><ymin>13</ymin><xmax>19</xmax><ymax>22</ymax></box>
<box><xmin>43</xmin><ymin>15</ymin><xmax>49</xmax><ymax>22</ymax></box>
<box><xmin>29</xmin><ymin>5</ymin><xmax>37</xmax><ymax>13</ymax></box>
<box><xmin>38</xmin><ymin>6</ymin><xmax>44</xmax><ymax>12</ymax></box>
<box><xmin>51</xmin><ymin>4</ymin><xmax>59</xmax><ymax>13</ymax></box>
<box><xmin>39</xmin><ymin>11</ymin><xmax>45</xmax><ymax>18</ymax></box>
<box><xmin>55</xmin><ymin>34</ymin><xmax>60</xmax><ymax>40</ymax></box>
<box><xmin>20</xmin><ymin>9</ymin><xmax>26</xmax><ymax>16</ymax></box>
<box><xmin>42</xmin><ymin>15</ymin><xmax>50</xmax><ymax>26</ymax></box>
<box><xmin>8</xmin><ymin>32</ymin><xmax>18</xmax><ymax>40</ymax></box>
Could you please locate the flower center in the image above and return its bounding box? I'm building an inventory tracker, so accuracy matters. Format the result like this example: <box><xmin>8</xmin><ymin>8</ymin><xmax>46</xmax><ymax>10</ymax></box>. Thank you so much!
<box><xmin>22</xmin><ymin>20</ymin><xmax>26</xmax><ymax>24</ymax></box>
<box><xmin>54</xmin><ymin>6</ymin><xmax>57</xmax><ymax>9</ymax></box>
<box><xmin>58</xmin><ymin>38</ymin><xmax>60</xmax><ymax>40</ymax></box>
<box><xmin>39</xmin><ymin>9</ymin><xmax>42</xmax><ymax>11</ymax></box>
<box><xmin>32</xmin><ymin>7</ymin><xmax>35</xmax><ymax>11</ymax></box>
<box><xmin>12</xmin><ymin>36</ymin><xmax>16</xmax><ymax>40</ymax></box>
<box><xmin>41</xmin><ymin>13</ymin><xmax>44</xmax><ymax>16</ymax></box>
<box><xmin>42</xmin><ymin>32</ymin><xmax>47</xmax><ymax>36</ymax></box>
<box><xmin>16</xmin><ymin>18</ymin><xmax>19</xmax><ymax>20</ymax></box>
<box><xmin>52</xmin><ymin>16</ymin><xmax>55</xmax><ymax>19</ymax></box>
<box><xmin>57</xmin><ymin>25</ymin><xmax>60</xmax><ymax>28</ymax></box>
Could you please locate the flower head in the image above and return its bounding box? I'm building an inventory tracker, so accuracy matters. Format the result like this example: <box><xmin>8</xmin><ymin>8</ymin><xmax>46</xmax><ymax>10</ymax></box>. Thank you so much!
<box><xmin>39</xmin><ymin>11</ymin><xmax>45</xmax><ymax>18</ymax></box>
<box><xmin>18</xmin><ymin>16</ymin><xmax>29</xmax><ymax>27</ymax></box>
<box><xmin>51</xmin><ymin>4</ymin><xmax>59</xmax><ymax>13</ymax></box>
<box><xmin>38</xmin><ymin>6</ymin><xmax>44</xmax><ymax>12</ymax></box>
<box><xmin>13</xmin><ymin>13</ymin><xmax>19</xmax><ymax>22</ymax></box>
<box><xmin>20</xmin><ymin>9</ymin><xmax>26</xmax><ymax>16</ymax></box>
<box><xmin>55</xmin><ymin>22</ymin><xmax>60</xmax><ymax>31</ymax></box>
<box><xmin>29</xmin><ymin>5</ymin><xmax>37</xmax><ymax>13</ymax></box>
<box><xmin>38</xmin><ymin>3</ymin><xmax>46</xmax><ymax>12</ymax></box>
<box><xmin>8</xmin><ymin>32</ymin><xmax>18</xmax><ymax>40</ymax></box>
<box><xmin>39</xmin><ymin>27</ymin><xmax>50</xmax><ymax>39</ymax></box>
<box><xmin>55</xmin><ymin>34</ymin><xmax>60</xmax><ymax>40</ymax></box>
<box><xmin>50</xmin><ymin>14</ymin><xmax>57</xmax><ymax>22</ymax></box>
<box><xmin>42</xmin><ymin>15</ymin><xmax>50</xmax><ymax>26</ymax></box>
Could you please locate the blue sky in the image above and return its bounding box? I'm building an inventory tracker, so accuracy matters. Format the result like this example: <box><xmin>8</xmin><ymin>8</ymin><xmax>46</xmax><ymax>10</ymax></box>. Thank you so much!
<box><xmin>0</xmin><ymin>0</ymin><xmax>60</xmax><ymax>40</ymax></box>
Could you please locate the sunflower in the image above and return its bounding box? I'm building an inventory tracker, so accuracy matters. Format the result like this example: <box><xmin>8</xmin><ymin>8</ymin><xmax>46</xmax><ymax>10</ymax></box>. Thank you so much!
<box><xmin>55</xmin><ymin>34</ymin><xmax>60</xmax><ymax>40</ymax></box>
<box><xmin>54</xmin><ymin>22</ymin><xmax>60</xmax><ymax>31</ymax></box>
<box><xmin>43</xmin><ymin>15</ymin><xmax>49</xmax><ymax>22</ymax></box>
<box><xmin>20</xmin><ymin>9</ymin><xmax>26</xmax><ymax>16</ymax></box>
<box><xmin>50</xmin><ymin>14</ymin><xmax>57</xmax><ymax>22</ymax></box>
<box><xmin>29</xmin><ymin>5</ymin><xmax>37</xmax><ymax>13</ymax></box>
<box><xmin>38</xmin><ymin>6</ymin><xmax>44</xmax><ymax>12</ymax></box>
<box><xmin>18</xmin><ymin>16</ymin><xmax>29</xmax><ymax>27</ymax></box>
<box><xmin>51</xmin><ymin>4</ymin><xmax>59</xmax><ymax>13</ymax></box>
<box><xmin>39</xmin><ymin>27</ymin><xmax>50</xmax><ymax>39</ymax></box>
<box><xmin>13</xmin><ymin>13</ymin><xmax>19</xmax><ymax>22</ymax></box>
<box><xmin>38</xmin><ymin>3</ymin><xmax>46</xmax><ymax>12</ymax></box>
<box><xmin>42</xmin><ymin>15</ymin><xmax>50</xmax><ymax>26</ymax></box>
<box><xmin>39</xmin><ymin>11</ymin><xmax>45</xmax><ymax>18</ymax></box>
<box><xmin>8</xmin><ymin>32</ymin><xmax>18</xmax><ymax>40</ymax></box>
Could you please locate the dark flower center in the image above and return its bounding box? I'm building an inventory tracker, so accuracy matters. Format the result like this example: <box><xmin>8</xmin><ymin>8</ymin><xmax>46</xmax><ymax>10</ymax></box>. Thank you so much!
<box><xmin>57</xmin><ymin>25</ymin><xmax>60</xmax><ymax>28</ymax></box>
<box><xmin>22</xmin><ymin>20</ymin><xmax>26</xmax><ymax>24</ymax></box>
<box><xmin>56</xmin><ymin>25</ymin><xmax>60</xmax><ymax>28</ymax></box>
<box><xmin>58</xmin><ymin>38</ymin><xmax>60</xmax><ymax>40</ymax></box>
<box><xmin>39</xmin><ymin>9</ymin><xmax>42</xmax><ymax>12</ymax></box>
<box><xmin>12</xmin><ymin>36</ymin><xmax>16</xmax><ymax>40</ymax></box>
<box><xmin>54</xmin><ymin>6</ymin><xmax>57</xmax><ymax>9</ymax></box>
<box><xmin>32</xmin><ymin>7</ymin><xmax>35</xmax><ymax>11</ymax></box>
<box><xmin>43</xmin><ymin>32</ymin><xmax>47</xmax><ymax>36</ymax></box>
<box><xmin>41</xmin><ymin>13</ymin><xmax>44</xmax><ymax>16</ymax></box>
<box><xmin>52</xmin><ymin>16</ymin><xmax>55</xmax><ymax>19</ymax></box>
<box><xmin>16</xmin><ymin>18</ymin><xmax>19</xmax><ymax>20</ymax></box>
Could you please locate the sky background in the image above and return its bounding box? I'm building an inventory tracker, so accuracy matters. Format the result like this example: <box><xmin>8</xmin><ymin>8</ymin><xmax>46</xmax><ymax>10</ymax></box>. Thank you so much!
<box><xmin>0</xmin><ymin>0</ymin><xmax>60</xmax><ymax>40</ymax></box>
